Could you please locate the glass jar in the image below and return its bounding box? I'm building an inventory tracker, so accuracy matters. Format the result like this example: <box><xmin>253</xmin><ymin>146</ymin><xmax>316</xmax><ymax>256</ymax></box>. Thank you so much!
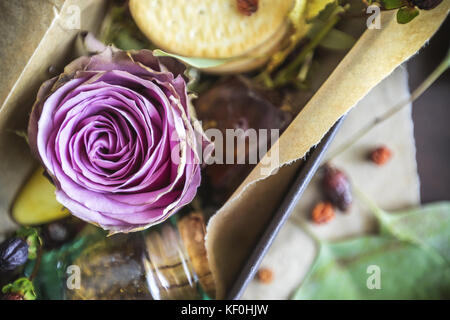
<box><xmin>35</xmin><ymin>212</ymin><xmax>215</xmax><ymax>300</ymax></box>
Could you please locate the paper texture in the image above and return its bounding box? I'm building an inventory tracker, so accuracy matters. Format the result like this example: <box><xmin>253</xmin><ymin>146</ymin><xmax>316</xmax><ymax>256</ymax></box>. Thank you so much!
<box><xmin>242</xmin><ymin>66</ymin><xmax>421</xmax><ymax>299</ymax></box>
<box><xmin>206</xmin><ymin>5</ymin><xmax>449</xmax><ymax>298</ymax></box>
<box><xmin>0</xmin><ymin>0</ymin><xmax>107</xmax><ymax>238</ymax></box>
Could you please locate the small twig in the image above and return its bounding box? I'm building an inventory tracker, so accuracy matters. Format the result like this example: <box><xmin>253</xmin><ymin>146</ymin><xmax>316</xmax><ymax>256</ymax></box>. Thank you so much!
<box><xmin>29</xmin><ymin>246</ymin><xmax>42</xmax><ymax>281</ymax></box>
<box><xmin>273</xmin><ymin>13</ymin><xmax>342</xmax><ymax>87</ymax></box>
<box><xmin>325</xmin><ymin>47</ymin><xmax>450</xmax><ymax>162</ymax></box>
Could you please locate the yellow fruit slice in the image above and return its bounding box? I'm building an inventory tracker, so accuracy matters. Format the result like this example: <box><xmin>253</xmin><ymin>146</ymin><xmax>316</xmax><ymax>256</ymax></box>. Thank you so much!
<box><xmin>12</xmin><ymin>167</ymin><xmax>70</xmax><ymax>225</ymax></box>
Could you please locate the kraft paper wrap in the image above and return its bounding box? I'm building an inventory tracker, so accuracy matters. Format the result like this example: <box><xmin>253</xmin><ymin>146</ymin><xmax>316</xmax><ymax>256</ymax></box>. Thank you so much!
<box><xmin>0</xmin><ymin>0</ymin><xmax>108</xmax><ymax>239</ymax></box>
<box><xmin>0</xmin><ymin>0</ymin><xmax>448</xmax><ymax>299</ymax></box>
<box><xmin>205</xmin><ymin>4</ymin><xmax>449</xmax><ymax>298</ymax></box>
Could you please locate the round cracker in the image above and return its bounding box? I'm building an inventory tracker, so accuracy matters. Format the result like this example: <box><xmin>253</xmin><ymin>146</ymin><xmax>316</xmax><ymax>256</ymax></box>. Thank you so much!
<box><xmin>129</xmin><ymin>0</ymin><xmax>295</xmax><ymax>59</ymax></box>
<box><xmin>205</xmin><ymin>21</ymin><xmax>289</xmax><ymax>73</ymax></box>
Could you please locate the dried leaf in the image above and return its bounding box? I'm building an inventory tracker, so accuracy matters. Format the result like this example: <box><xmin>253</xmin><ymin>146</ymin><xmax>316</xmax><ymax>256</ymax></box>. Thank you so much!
<box><xmin>153</xmin><ymin>49</ymin><xmax>232</xmax><ymax>69</ymax></box>
<box><xmin>397</xmin><ymin>6</ymin><xmax>420</xmax><ymax>24</ymax></box>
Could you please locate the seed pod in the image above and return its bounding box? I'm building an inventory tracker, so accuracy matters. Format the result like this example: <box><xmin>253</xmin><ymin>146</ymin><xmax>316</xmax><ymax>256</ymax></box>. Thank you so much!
<box><xmin>321</xmin><ymin>165</ymin><xmax>352</xmax><ymax>212</ymax></box>
<box><xmin>0</xmin><ymin>238</ymin><xmax>29</xmax><ymax>272</ymax></box>
<box><xmin>411</xmin><ymin>0</ymin><xmax>443</xmax><ymax>10</ymax></box>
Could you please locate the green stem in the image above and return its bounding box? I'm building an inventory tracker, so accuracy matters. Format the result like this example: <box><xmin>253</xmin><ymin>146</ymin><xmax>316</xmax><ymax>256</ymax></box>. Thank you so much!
<box><xmin>353</xmin><ymin>187</ymin><xmax>391</xmax><ymax>228</ymax></box>
<box><xmin>354</xmin><ymin>187</ymin><xmax>447</xmax><ymax>264</ymax></box>
<box><xmin>273</xmin><ymin>13</ymin><xmax>341</xmax><ymax>87</ymax></box>
<box><xmin>29</xmin><ymin>245</ymin><xmax>42</xmax><ymax>281</ymax></box>
<box><xmin>325</xmin><ymin>47</ymin><xmax>450</xmax><ymax>161</ymax></box>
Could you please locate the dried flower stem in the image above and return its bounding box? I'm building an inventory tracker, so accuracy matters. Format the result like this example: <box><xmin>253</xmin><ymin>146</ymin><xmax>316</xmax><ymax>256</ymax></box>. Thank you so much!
<box><xmin>325</xmin><ymin>47</ymin><xmax>450</xmax><ymax>162</ymax></box>
<box><xmin>29</xmin><ymin>246</ymin><xmax>42</xmax><ymax>281</ymax></box>
<box><xmin>273</xmin><ymin>13</ymin><xmax>342</xmax><ymax>87</ymax></box>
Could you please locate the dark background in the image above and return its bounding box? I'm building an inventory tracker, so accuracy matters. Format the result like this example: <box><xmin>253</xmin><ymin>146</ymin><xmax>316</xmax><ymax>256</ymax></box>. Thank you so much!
<box><xmin>408</xmin><ymin>17</ymin><xmax>449</xmax><ymax>203</ymax></box>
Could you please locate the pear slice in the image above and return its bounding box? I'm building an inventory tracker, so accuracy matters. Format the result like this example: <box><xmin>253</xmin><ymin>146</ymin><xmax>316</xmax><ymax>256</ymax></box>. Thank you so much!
<box><xmin>12</xmin><ymin>167</ymin><xmax>70</xmax><ymax>225</ymax></box>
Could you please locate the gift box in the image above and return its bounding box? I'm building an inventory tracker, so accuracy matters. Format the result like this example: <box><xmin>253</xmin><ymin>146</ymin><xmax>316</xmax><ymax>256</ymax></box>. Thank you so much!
<box><xmin>0</xmin><ymin>0</ymin><xmax>448</xmax><ymax>299</ymax></box>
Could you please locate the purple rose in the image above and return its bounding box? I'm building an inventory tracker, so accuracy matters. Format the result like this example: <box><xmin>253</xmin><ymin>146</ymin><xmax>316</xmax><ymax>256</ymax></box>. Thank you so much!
<box><xmin>28</xmin><ymin>47</ymin><xmax>206</xmax><ymax>233</ymax></box>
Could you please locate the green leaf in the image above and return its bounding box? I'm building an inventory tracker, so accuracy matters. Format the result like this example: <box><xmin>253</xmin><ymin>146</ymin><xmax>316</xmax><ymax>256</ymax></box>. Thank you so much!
<box><xmin>397</xmin><ymin>6</ymin><xmax>420</xmax><ymax>24</ymax></box>
<box><xmin>293</xmin><ymin>236</ymin><xmax>450</xmax><ymax>299</ymax></box>
<box><xmin>292</xmin><ymin>201</ymin><xmax>450</xmax><ymax>299</ymax></box>
<box><xmin>307</xmin><ymin>21</ymin><xmax>356</xmax><ymax>50</ymax></box>
<box><xmin>152</xmin><ymin>49</ymin><xmax>231</xmax><ymax>69</ymax></box>
<box><xmin>381</xmin><ymin>0</ymin><xmax>407</xmax><ymax>9</ymax></box>
<box><xmin>16</xmin><ymin>227</ymin><xmax>42</xmax><ymax>260</ymax></box>
<box><xmin>31</xmin><ymin>227</ymin><xmax>107</xmax><ymax>299</ymax></box>
<box><xmin>374</xmin><ymin>202</ymin><xmax>450</xmax><ymax>263</ymax></box>
<box><xmin>99</xmin><ymin>4</ymin><xmax>154</xmax><ymax>51</ymax></box>
<box><xmin>2</xmin><ymin>277</ymin><xmax>37</xmax><ymax>300</ymax></box>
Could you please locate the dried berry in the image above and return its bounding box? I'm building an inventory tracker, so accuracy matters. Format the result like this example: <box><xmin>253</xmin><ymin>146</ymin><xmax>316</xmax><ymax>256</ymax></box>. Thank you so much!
<box><xmin>256</xmin><ymin>268</ymin><xmax>273</xmax><ymax>284</ymax></box>
<box><xmin>321</xmin><ymin>165</ymin><xmax>352</xmax><ymax>212</ymax></box>
<box><xmin>312</xmin><ymin>202</ymin><xmax>335</xmax><ymax>224</ymax></box>
<box><xmin>370</xmin><ymin>146</ymin><xmax>392</xmax><ymax>166</ymax></box>
<box><xmin>237</xmin><ymin>0</ymin><xmax>259</xmax><ymax>16</ymax></box>
<box><xmin>410</xmin><ymin>0</ymin><xmax>443</xmax><ymax>9</ymax></box>
<box><xmin>0</xmin><ymin>238</ymin><xmax>28</xmax><ymax>272</ymax></box>
<box><xmin>2</xmin><ymin>292</ymin><xmax>24</xmax><ymax>300</ymax></box>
